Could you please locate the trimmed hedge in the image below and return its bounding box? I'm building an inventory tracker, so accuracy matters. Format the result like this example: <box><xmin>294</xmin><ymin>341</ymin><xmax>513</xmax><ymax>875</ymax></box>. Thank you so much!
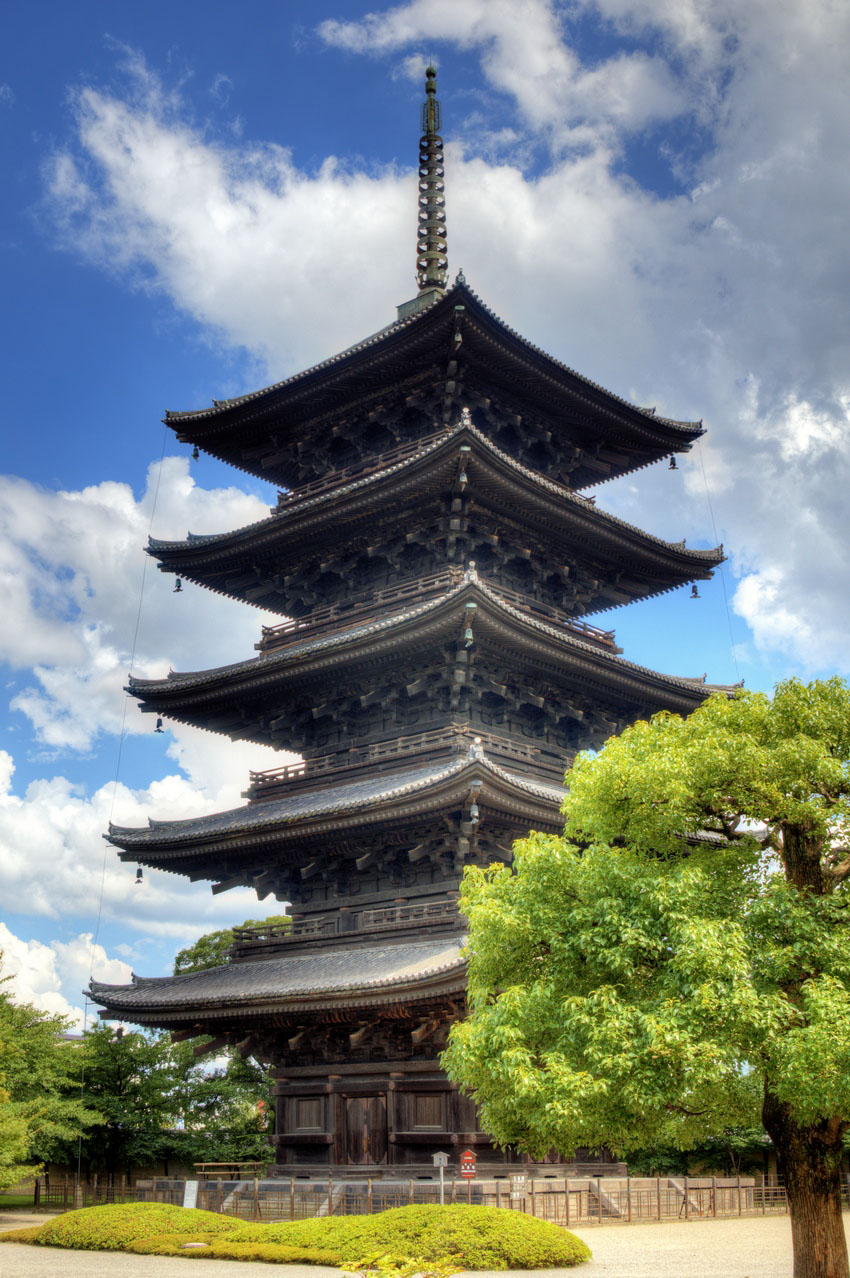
<box><xmin>32</xmin><ymin>1202</ymin><xmax>241</xmax><ymax>1250</ymax></box>
<box><xmin>233</xmin><ymin>1204</ymin><xmax>591</xmax><ymax>1269</ymax></box>
<box><xmin>127</xmin><ymin>1234</ymin><xmax>343</xmax><ymax>1263</ymax></box>
<box><xmin>8</xmin><ymin>1200</ymin><xmax>591</xmax><ymax>1269</ymax></box>
<box><xmin>0</xmin><ymin>1225</ymin><xmax>44</xmax><ymax>1243</ymax></box>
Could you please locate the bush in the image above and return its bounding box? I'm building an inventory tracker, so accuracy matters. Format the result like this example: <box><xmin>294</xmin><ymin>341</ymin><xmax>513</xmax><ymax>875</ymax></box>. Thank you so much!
<box><xmin>12</xmin><ymin>1201</ymin><xmax>591</xmax><ymax>1268</ymax></box>
<box><xmin>0</xmin><ymin>1225</ymin><xmax>44</xmax><ymax>1243</ymax></box>
<box><xmin>32</xmin><ymin>1202</ymin><xmax>241</xmax><ymax>1250</ymax></box>
<box><xmin>232</xmin><ymin>1204</ymin><xmax>591</xmax><ymax>1269</ymax></box>
<box><xmin>127</xmin><ymin>1233</ymin><xmax>342</xmax><ymax>1263</ymax></box>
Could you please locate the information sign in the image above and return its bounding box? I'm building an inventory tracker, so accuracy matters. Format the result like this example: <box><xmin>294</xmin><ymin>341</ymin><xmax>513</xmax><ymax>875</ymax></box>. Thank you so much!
<box><xmin>182</xmin><ymin>1180</ymin><xmax>199</xmax><ymax>1210</ymax></box>
<box><xmin>460</xmin><ymin>1149</ymin><xmax>477</xmax><ymax>1179</ymax></box>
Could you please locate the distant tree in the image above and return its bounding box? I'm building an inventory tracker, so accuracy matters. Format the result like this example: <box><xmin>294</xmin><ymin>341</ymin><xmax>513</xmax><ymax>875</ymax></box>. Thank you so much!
<box><xmin>444</xmin><ymin>680</ymin><xmax>850</xmax><ymax>1278</ymax></box>
<box><xmin>0</xmin><ymin>960</ymin><xmax>102</xmax><ymax>1185</ymax></box>
<box><xmin>173</xmin><ymin>914</ymin><xmax>290</xmax><ymax>975</ymax></box>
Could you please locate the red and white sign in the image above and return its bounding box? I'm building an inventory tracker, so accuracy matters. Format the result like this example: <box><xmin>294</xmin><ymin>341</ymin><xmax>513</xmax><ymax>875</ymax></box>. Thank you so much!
<box><xmin>460</xmin><ymin>1149</ymin><xmax>477</xmax><ymax>1179</ymax></box>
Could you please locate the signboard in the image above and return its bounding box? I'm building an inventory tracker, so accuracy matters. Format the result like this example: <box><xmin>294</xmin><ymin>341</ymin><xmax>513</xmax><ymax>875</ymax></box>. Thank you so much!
<box><xmin>182</xmin><ymin>1180</ymin><xmax>199</xmax><ymax>1210</ymax></box>
<box><xmin>460</xmin><ymin>1149</ymin><xmax>477</xmax><ymax>1179</ymax></box>
<box><xmin>432</xmin><ymin>1152</ymin><xmax>450</xmax><ymax>1168</ymax></box>
<box><xmin>510</xmin><ymin>1173</ymin><xmax>528</xmax><ymax>1200</ymax></box>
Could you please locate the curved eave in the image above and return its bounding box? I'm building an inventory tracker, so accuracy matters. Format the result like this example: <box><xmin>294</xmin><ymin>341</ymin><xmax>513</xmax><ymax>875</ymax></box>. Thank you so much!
<box><xmin>126</xmin><ymin>574</ymin><xmax>730</xmax><ymax>722</ymax></box>
<box><xmin>165</xmin><ymin>282</ymin><xmax>704</xmax><ymax>479</ymax></box>
<box><xmin>106</xmin><ymin>751</ymin><xmax>565</xmax><ymax>859</ymax></box>
<box><xmin>148</xmin><ymin>423</ymin><xmax>722</xmax><ymax>613</ymax></box>
<box><xmin>88</xmin><ymin>935</ymin><xmax>469</xmax><ymax>1023</ymax></box>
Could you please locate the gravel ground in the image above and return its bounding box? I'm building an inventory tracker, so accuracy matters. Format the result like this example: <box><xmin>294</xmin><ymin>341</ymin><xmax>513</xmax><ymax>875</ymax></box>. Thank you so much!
<box><xmin>2</xmin><ymin>1210</ymin><xmax>849</xmax><ymax>1278</ymax></box>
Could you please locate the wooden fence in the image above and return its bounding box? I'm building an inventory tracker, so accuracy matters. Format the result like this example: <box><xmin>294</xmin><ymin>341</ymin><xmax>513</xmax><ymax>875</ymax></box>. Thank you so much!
<box><xmin>29</xmin><ymin>1173</ymin><xmax>850</xmax><ymax>1226</ymax></box>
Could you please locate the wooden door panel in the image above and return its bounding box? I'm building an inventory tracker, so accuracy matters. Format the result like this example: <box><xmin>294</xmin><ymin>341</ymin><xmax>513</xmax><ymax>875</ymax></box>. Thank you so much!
<box><xmin>345</xmin><ymin>1095</ymin><xmax>387</xmax><ymax>1164</ymax></box>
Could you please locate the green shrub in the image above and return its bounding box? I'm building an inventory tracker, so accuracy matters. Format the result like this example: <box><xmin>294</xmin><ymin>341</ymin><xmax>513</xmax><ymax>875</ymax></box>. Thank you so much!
<box><xmin>0</xmin><ymin>1225</ymin><xmax>44</xmax><ymax>1243</ymax></box>
<box><xmin>127</xmin><ymin>1233</ymin><xmax>342</xmax><ymax>1263</ymax></box>
<box><xmin>232</xmin><ymin>1204</ymin><xmax>591</xmax><ymax>1269</ymax></box>
<box><xmin>33</xmin><ymin>1202</ymin><xmax>241</xmax><ymax>1250</ymax></box>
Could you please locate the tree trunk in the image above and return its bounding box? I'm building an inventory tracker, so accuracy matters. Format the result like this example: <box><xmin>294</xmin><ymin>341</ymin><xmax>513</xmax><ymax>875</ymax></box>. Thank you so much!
<box><xmin>763</xmin><ymin>1087</ymin><xmax>849</xmax><ymax>1278</ymax></box>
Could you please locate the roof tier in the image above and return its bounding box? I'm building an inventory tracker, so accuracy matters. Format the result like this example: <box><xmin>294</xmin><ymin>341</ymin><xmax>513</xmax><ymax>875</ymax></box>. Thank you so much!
<box><xmin>89</xmin><ymin>933</ymin><xmax>468</xmax><ymax>1027</ymax></box>
<box><xmin>152</xmin><ymin>417</ymin><xmax>722</xmax><ymax>617</ymax></box>
<box><xmin>106</xmin><ymin>743</ymin><xmax>566</xmax><ymax>901</ymax></box>
<box><xmin>127</xmin><ymin>571</ymin><xmax>732</xmax><ymax>756</ymax></box>
<box><xmin>166</xmin><ymin>282</ymin><xmax>704</xmax><ymax>491</ymax></box>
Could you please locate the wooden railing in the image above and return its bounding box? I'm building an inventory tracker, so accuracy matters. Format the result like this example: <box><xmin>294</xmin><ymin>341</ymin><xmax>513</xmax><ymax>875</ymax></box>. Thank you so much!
<box><xmin>256</xmin><ymin>568</ymin><xmax>464</xmax><ymax>652</ymax></box>
<box><xmin>245</xmin><ymin>725</ymin><xmax>567</xmax><ymax>801</ymax></box>
<box><xmin>274</xmin><ymin>429</ymin><xmax>448</xmax><ymax>509</ymax></box>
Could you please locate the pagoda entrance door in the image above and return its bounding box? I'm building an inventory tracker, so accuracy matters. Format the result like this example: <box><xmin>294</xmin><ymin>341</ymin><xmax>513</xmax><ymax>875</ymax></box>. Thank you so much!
<box><xmin>343</xmin><ymin>1095</ymin><xmax>388</xmax><ymax>1164</ymax></box>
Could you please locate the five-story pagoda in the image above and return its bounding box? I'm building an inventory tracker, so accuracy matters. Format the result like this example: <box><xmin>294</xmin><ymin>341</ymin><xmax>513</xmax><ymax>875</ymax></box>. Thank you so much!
<box><xmin>91</xmin><ymin>68</ymin><xmax>727</xmax><ymax>1173</ymax></box>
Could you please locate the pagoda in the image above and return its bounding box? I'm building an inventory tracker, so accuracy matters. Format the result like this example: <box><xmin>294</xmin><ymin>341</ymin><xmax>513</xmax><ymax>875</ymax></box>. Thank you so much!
<box><xmin>91</xmin><ymin>68</ymin><xmax>727</xmax><ymax>1172</ymax></box>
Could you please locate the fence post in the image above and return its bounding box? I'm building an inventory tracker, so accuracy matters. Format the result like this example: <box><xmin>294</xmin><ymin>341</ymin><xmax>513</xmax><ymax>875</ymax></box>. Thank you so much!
<box><xmin>597</xmin><ymin>1178</ymin><xmax>602</xmax><ymax>1224</ymax></box>
<box><xmin>711</xmin><ymin>1176</ymin><xmax>717</xmax><ymax>1218</ymax></box>
<box><xmin>656</xmin><ymin>1177</ymin><xmax>661</xmax><ymax>1221</ymax></box>
<box><xmin>253</xmin><ymin>1176</ymin><xmax>260</xmax><ymax>1220</ymax></box>
<box><xmin>451</xmin><ymin>1177</ymin><xmax>457</xmax><ymax>1204</ymax></box>
<box><xmin>564</xmin><ymin>1180</ymin><xmax>570</xmax><ymax>1227</ymax></box>
<box><xmin>410</xmin><ymin>1178</ymin><xmax>415</xmax><ymax>1205</ymax></box>
<box><xmin>496</xmin><ymin>1181</ymin><xmax>501</xmax><ymax>1209</ymax></box>
<box><xmin>530</xmin><ymin>1178</ymin><xmax>535</xmax><ymax>1218</ymax></box>
<box><xmin>761</xmin><ymin>1173</ymin><xmax>766</xmax><ymax>1215</ymax></box>
<box><xmin>368</xmin><ymin>1178</ymin><xmax>373</xmax><ymax>1214</ymax></box>
<box><xmin>684</xmin><ymin>1175</ymin><xmax>689</xmax><ymax>1221</ymax></box>
<box><xmin>467</xmin><ymin>1177</ymin><xmax>472</xmax><ymax>1206</ymax></box>
<box><xmin>737</xmin><ymin>1175</ymin><xmax>742</xmax><ymax>1216</ymax></box>
<box><xmin>92</xmin><ymin>1173</ymin><xmax>98</xmax><ymax>1206</ymax></box>
<box><xmin>626</xmin><ymin>1176</ymin><xmax>631</xmax><ymax>1223</ymax></box>
<box><xmin>290</xmin><ymin>1177</ymin><xmax>294</xmax><ymax>1221</ymax></box>
<box><xmin>63</xmin><ymin>1174</ymin><xmax>69</xmax><ymax>1210</ymax></box>
<box><xmin>328</xmin><ymin>1176</ymin><xmax>334</xmax><ymax>1216</ymax></box>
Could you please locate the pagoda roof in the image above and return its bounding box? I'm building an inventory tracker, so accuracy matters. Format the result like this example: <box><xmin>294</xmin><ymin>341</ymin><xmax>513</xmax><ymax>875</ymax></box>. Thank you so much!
<box><xmin>149</xmin><ymin>419</ymin><xmax>722</xmax><ymax>614</ymax></box>
<box><xmin>89</xmin><ymin>933</ymin><xmax>468</xmax><ymax>1024</ymax></box>
<box><xmin>164</xmin><ymin>281</ymin><xmax>704</xmax><ymax>489</ymax></box>
<box><xmin>106</xmin><ymin>746</ymin><xmax>565</xmax><ymax>863</ymax></box>
<box><xmin>127</xmin><ymin>571</ymin><xmax>734</xmax><ymax>735</ymax></box>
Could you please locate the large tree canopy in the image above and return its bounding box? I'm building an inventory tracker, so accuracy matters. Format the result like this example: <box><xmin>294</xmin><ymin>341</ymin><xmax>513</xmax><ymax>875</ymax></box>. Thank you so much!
<box><xmin>443</xmin><ymin>679</ymin><xmax>850</xmax><ymax>1278</ymax></box>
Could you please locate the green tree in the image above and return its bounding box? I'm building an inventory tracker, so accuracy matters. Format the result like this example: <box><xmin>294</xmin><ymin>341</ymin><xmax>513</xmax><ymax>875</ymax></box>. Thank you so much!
<box><xmin>0</xmin><ymin>962</ymin><xmax>102</xmax><ymax>1185</ymax></box>
<box><xmin>444</xmin><ymin>679</ymin><xmax>850</xmax><ymax>1278</ymax></box>
<box><xmin>173</xmin><ymin>914</ymin><xmax>290</xmax><ymax>975</ymax></box>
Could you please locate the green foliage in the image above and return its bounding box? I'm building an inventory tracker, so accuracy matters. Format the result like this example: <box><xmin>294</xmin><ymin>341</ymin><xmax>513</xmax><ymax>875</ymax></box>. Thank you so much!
<box><xmin>173</xmin><ymin>916</ymin><xmax>290</xmax><ymax>975</ymax></box>
<box><xmin>11</xmin><ymin>1202</ymin><xmax>590</xmax><ymax>1269</ymax></box>
<box><xmin>0</xmin><ymin>1225</ymin><xmax>44</xmax><ymax>1242</ymax></box>
<box><xmin>232</xmin><ymin>1204</ymin><xmax>591</xmax><ymax>1268</ymax></box>
<box><xmin>444</xmin><ymin>681</ymin><xmax>850</xmax><ymax>1162</ymax></box>
<box><xmin>0</xmin><ymin>956</ymin><xmax>102</xmax><ymax>1187</ymax></box>
<box><xmin>32</xmin><ymin>1202</ymin><xmax>241</xmax><ymax>1249</ymax></box>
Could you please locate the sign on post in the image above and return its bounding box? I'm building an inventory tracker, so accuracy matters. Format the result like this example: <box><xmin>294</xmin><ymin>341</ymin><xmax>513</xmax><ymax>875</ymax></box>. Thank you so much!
<box><xmin>182</xmin><ymin>1180</ymin><xmax>199</xmax><ymax>1209</ymax></box>
<box><xmin>510</xmin><ymin>1173</ymin><xmax>527</xmax><ymax>1200</ymax></box>
<box><xmin>432</xmin><ymin>1151</ymin><xmax>450</xmax><ymax>1205</ymax></box>
<box><xmin>460</xmin><ymin>1149</ymin><xmax>477</xmax><ymax>1179</ymax></box>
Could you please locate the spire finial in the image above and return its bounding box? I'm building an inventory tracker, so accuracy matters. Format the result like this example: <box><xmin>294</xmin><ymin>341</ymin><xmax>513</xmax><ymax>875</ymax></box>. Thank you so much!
<box><xmin>416</xmin><ymin>64</ymin><xmax>448</xmax><ymax>294</ymax></box>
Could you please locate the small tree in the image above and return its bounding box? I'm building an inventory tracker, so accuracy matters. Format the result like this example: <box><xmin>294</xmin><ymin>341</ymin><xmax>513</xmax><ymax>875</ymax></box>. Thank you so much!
<box><xmin>0</xmin><ymin>960</ymin><xmax>102</xmax><ymax>1183</ymax></box>
<box><xmin>444</xmin><ymin>679</ymin><xmax>850</xmax><ymax>1278</ymax></box>
<box><xmin>173</xmin><ymin>914</ymin><xmax>290</xmax><ymax>975</ymax></box>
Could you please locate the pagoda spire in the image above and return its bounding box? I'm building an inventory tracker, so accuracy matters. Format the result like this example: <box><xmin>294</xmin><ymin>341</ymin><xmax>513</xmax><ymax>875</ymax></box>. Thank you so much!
<box><xmin>416</xmin><ymin>64</ymin><xmax>448</xmax><ymax>287</ymax></box>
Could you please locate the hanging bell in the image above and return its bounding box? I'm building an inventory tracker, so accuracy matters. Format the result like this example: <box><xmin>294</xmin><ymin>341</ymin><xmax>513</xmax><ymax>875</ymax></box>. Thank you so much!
<box><xmin>155</xmin><ymin>718</ymin><xmax>164</xmax><ymax>733</ymax></box>
<box><xmin>135</xmin><ymin>867</ymin><xmax>144</xmax><ymax>884</ymax></box>
<box><xmin>464</xmin><ymin>626</ymin><xmax>474</xmax><ymax>647</ymax></box>
<box><xmin>192</xmin><ymin>445</ymin><xmax>199</xmax><ymax>461</ymax></box>
<box><xmin>669</xmin><ymin>455</ymin><xmax>678</xmax><ymax>470</ymax></box>
<box><xmin>173</xmin><ymin>578</ymin><xmax>183</xmax><ymax>593</ymax></box>
<box><xmin>458</xmin><ymin>469</ymin><xmax>468</xmax><ymax>487</ymax></box>
<box><xmin>690</xmin><ymin>584</ymin><xmax>700</xmax><ymax>599</ymax></box>
<box><xmin>469</xmin><ymin>802</ymin><xmax>480</xmax><ymax>824</ymax></box>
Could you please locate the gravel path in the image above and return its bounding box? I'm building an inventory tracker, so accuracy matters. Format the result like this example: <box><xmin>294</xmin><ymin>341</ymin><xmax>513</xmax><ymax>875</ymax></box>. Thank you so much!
<box><xmin>3</xmin><ymin>1210</ymin><xmax>849</xmax><ymax>1278</ymax></box>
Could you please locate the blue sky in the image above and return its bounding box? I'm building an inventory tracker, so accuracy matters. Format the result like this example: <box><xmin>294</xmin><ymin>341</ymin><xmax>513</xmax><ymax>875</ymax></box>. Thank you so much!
<box><xmin>2</xmin><ymin>0</ymin><xmax>849</xmax><ymax>1026</ymax></box>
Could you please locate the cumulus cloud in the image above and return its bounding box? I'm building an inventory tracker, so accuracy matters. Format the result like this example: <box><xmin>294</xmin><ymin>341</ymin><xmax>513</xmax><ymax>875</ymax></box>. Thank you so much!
<box><xmin>0</xmin><ymin>920</ymin><xmax>132</xmax><ymax>1030</ymax></box>
<box><xmin>1</xmin><ymin>458</ymin><xmax>279</xmax><ymax>752</ymax></box>
<box><xmin>0</xmin><ymin>748</ymin><xmax>286</xmax><ymax>942</ymax></box>
<box><xmin>35</xmin><ymin>2</ymin><xmax>850</xmax><ymax>682</ymax></box>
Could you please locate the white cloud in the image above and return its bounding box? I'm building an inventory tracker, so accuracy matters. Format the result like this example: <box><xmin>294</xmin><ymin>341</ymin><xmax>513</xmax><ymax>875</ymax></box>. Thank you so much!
<box><xmin>35</xmin><ymin>4</ymin><xmax>850</xmax><ymax>682</ymax></box>
<box><xmin>0</xmin><ymin>921</ymin><xmax>132</xmax><ymax>1031</ymax></box>
<box><xmin>1</xmin><ymin>458</ymin><xmax>279</xmax><ymax>752</ymax></box>
<box><xmin>0</xmin><ymin>748</ymin><xmax>285</xmax><ymax>941</ymax></box>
